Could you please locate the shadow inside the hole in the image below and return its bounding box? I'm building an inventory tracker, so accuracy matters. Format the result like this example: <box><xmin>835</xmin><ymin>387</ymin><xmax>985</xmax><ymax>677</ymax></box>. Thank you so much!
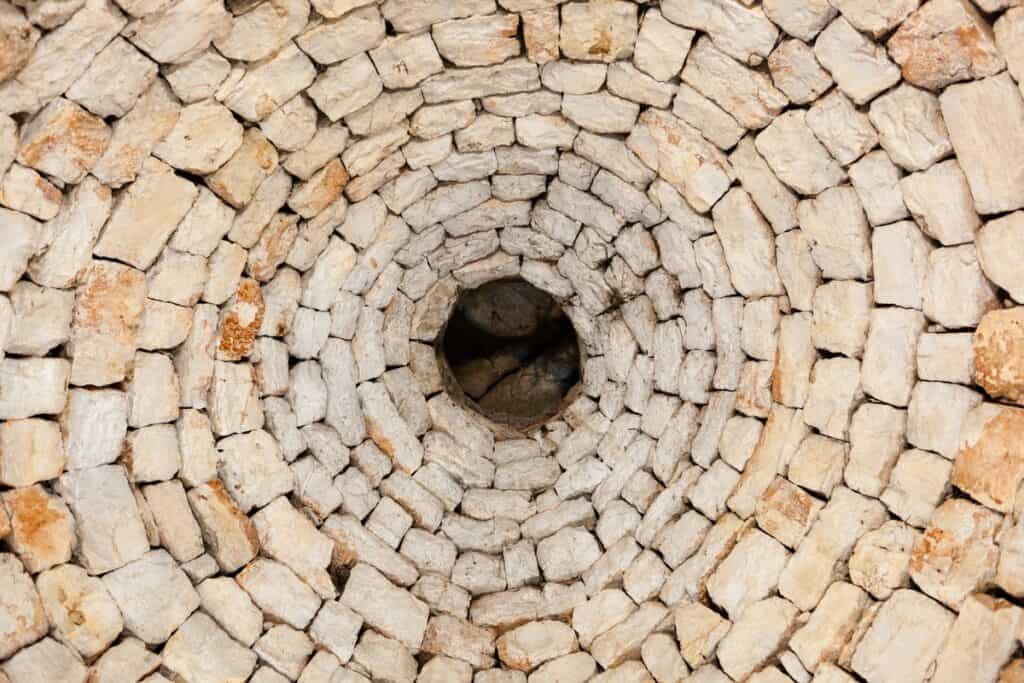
<box><xmin>435</xmin><ymin>278</ymin><xmax>584</xmax><ymax>432</ymax></box>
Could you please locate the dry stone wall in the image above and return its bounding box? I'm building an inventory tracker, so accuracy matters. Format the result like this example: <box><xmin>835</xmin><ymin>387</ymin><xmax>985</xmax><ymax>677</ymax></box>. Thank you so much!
<box><xmin>0</xmin><ymin>0</ymin><xmax>1024</xmax><ymax>681</ymax></box>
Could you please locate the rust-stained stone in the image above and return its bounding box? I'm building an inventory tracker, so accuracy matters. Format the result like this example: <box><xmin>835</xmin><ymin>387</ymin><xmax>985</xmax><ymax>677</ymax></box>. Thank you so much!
<box><xmin>0</xmin><ymin>503</ymin><xmax>9</xmax><ymax>540</ymax></box>
<box><xmin>952</xmin><ymin>403</ymin><xmax>1024</xmax><ymax>514</ymax></box>
<box><xmin>1002</xmin><ymin>660</ymin><xmax>1024</xmax><ymax>683</ymax></box>
<box><xmin>35</xmin><ymin>564</ymin><xmax>123</xmax><ymax>660</ymax></box>
<box><xmin>1</xmin><ymin>485</ymin><xmax>75</xmax><ymax>574</ymax></box>
<box><xmin>68</xmin><ymin>260</ymin><xmax>147</xmax><ymax>387</ymax></box>
<box><xmin>755</xmin><ymin>476</ymin><xmax>823</xmax><ymax>549</ymax></box>
<box><xmin>187</xmin><ymin>479</ymin><xmax>260</xmax><ymax>573</ymax></box>
<box><xmin>560</xmin><ymin>0</ymin><xmax>637</xmax><ymax>64</ymax></box>
<box><xmin>246</xmin><ymin>214</ymin><xmax>299</xmax><ymax>283</ymax></box>
<box><xmin>0</xmin><ymin>4</ymin><xmax>35</xmax><ymax>84</ymax></box>
<box><xmin>909</xmin><ymin>498</ymin><xmax>1001</xmax><ymax>610</ymax></box>
<box><xmin>421</xmin><ymin>614</ymin><xmax>497</xmax><ymax>669</ymax></box>
<box><xmin>17</xmin><ymin>98</ymin><xmax>111</xmax><ymax>184</ymax></box>
<box><xmin>288</xmin><ymin>158</ymin><xmax>349</xmax><ymax>219</ymax></box>
<box><xmin>888</xmin><ymin>0</ymin><xmax>1004</xmax><ymax>91</ymax></box>
<box><xmin>974</xmin><ymin>307</ymin><xmax>1024</xmax><ymax>406</ymax></box>
<box><xmin>216</xmin><ymin>278</ymin><xmax>264</xmax><ymax>361</ymax></box>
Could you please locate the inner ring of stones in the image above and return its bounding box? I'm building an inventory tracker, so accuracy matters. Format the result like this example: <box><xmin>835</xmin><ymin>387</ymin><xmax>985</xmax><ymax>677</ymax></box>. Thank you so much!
<box><xmin>436</xmin><ymin>278</ymin><xmax>583</xmax><ymax>431</ymax></box>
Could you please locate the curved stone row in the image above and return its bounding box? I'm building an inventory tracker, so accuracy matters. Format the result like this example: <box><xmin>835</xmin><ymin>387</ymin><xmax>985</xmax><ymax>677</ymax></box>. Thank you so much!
<box><xmin>1</xmin><ymin>0</ymin><xmax>1024</xmax><ymax>682</ymax></box>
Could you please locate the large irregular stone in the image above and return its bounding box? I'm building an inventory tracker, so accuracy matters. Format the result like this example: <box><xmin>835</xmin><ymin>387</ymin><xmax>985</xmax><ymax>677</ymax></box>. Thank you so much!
<box><xmin>18</xmin><ymin>98</ymin><xmax>111</xmax><ymax>184</ymax></box>
<box><xmin>909</xmin><ymin>498</ymin><xmax>1001</xmax><ymax>609</ymax></box>
<box><xmin>223</xmin><ymin>44</ymin><xmax>317</xmax><ymax>122</ymax></box>
<box><xmin>831</xmin><ymin>0</ymin><xmax>918</xmax><ymax>37</ymax></box>
<box><xmin>940</xmin><ymin>73</ymin><xmax>1024</xmax><ymax>214</ymax></box>
<box><xmin>0</xmin><ymin>3</ymin><xmax>34</xmax><ymax>84</ymax></box>
<box><xmin>102</xmin><ymin>549</ymin><xmax>200</xmax><ymax>644</ymax></box>
<box><xmin>815</xmin><ymin>16</ymin><xmax>900</xmax><ymax>104</ymax></box>
<box><xmin>2</xmin><ymin>485</ymin><xmax>75</xmax><ymax>573</ymax></box>
<box><xmin>627</xmin><ymin>108</ymin><xmax>734</xmax><ymax>213</ymax></box>
<box><xmin>952</xmin><ymin>403</ymin><xmax>1024</xmax><ymax>513</ymax></box>
<box><xmin>682</xmin><ymin>37</ymin><xmax>788</xmax><ymax>131</ymax></box>
<box><xmin>756</xmin><ymin>110</ymin><xmax>846</xmax><ymax>196</ymax></box>
<box><xmin>559</xmin><ymin>0</ymin><xmax>637</xmax><ymax>63</ymax></box>
<box><xmin>932</xmin><ymin>593</ymin><xmax>1022</xmax><ymax>683</ymax></box>
<box><xmin>93</xmin><ymin>159</ymin><xmax>199</xmax><ymax>270</ymax></box>
<box><xmin>123</xmin><ymin>0</ymin><xmax>231</xmax><ymax>65</ymax></box>
<box><xmin>381</xmin><ymin>0</ymin><xmax>496</xmax><ymax>33</ymax></box>
<box><xmin>978</xmin><ymin>213</ymin><xmax>1024</xmax><ymax>303</ymax></box>
<box><xmin>162</xmin><ymin>612</ymin><xmax>258</xmax><ymax>683</ymax></box>
<box><xmin>55</xmin><ymin>465</ymin><xmax>149</xmax><ymax>575</ymax></box>
<box><xmin>341</xmin><ymin>563</ymin><xmax>429</xmax><ymax>650</ymax></box>
<box><xmin>888</xmin><ymin>0</ymin><xmax>1004</xmax><ymax>91</ymax></box>
<box><xmin>973</xmin><ymin>308</ymin><xmax>1024</xmax><ymax>405</ymax></box>
<box><xmin>1</xmin><ymin>637</ymin><xmax>87</xmax><ymax>683</ymax></box>
<box><xmin>497</xmin><ymin>620</ymin><xmax>578</xmax><ymax>671</ymax></box>
<box><xmin>0</xmin><ymin>0</ymin><xmax>126</xmax><ymax>115</ymax></box>
<box><xmin>421</xmin><ymin>59</ymin><xmax>540</xmax><ymax>104</ymax></box>
<box><xmin>661</xmin><ymin>0</ymin><xmax>778</xmax><ymax>66</ymax></box>
<box><xmin>36</xmin><ymin>564</ymin><xmax>123</xmax><ymax>659</ymax></box>
<box><xmin>851</xmin><ymin>589</ymin><xmax>954</xmax><ymax>683</ymax></box>
<box><xmin>214</xmin><ymin>0</ymin><xmax>309</xmax><ymax>62</ymax></box>
<box><xmin>0</xmin><ymin>553</ymin><xmax>48</xmax><ymax>660</ymax></box>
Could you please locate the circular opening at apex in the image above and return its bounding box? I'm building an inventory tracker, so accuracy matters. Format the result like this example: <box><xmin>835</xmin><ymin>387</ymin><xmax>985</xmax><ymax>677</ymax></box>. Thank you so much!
<box><xmin>437</xmin><ymin>278</ymin><xmax>583</xmax><ymax>430</ymax></box>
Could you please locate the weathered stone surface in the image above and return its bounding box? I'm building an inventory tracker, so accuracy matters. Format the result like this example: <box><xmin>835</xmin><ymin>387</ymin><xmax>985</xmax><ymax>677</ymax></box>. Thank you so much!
<box><xmin>188</xmin><ymin>479</ymin><xmax>260</xmax><ymax>572</ymax></box>
<box><xmin>952</xmin><ymin>402</ymin><xmax>1024</xmax><ymax>513</ymax></box>
<box><xmin>236</xmin><ymin>558</ymin><xmax>321</xmax><ymax>630</ymax></box>
<box><xmin>627</xmin><ymin>109</ymin><xmax>734</xmax><ymax>213</ymax></box>
<box><xmin>497</xmin><ymin>621</ymin><xmax>577</xmax><ymax>671</ymax></box>
<box><xmin>940</xmin><ymin>73</ymin><xmax>1024</xmax><ymax>214</ymax></box>
<box><xmin>560</xmin><ymin>0</ymin><xmax>636</xmax><ymax>63</ymax></box>
<box><xmin>756</xmin><ymin>110</ymin><xmax>845</xmax><ymax>196</ymax></box>
<box><xmin>341</xmin><ymin>562</ymin><xmax>429</xmax><ymax>650</ymax></box>
<box><xmin>888</xmin><ymin>0</ymin><xmax>1004</xmax><ymax>91</ymax></box>
<box><xmin>769</xmin><ymin>39</ymin><xmax>833</xmax><ymax>106</ymax></box>
<box><xmin>932</xmin><ymin>593</ymin><xmax>1022</xmax><ymax>683</ymax></box>
<box><xmin>18</xmin><ymin>98</ymin><xmax>110</xmax><ymax>184</ymax></box>
<box><xmin>2</xmin><ymin>485</ymin><xmax>75</xmax><ymax>573</ymax></box>
<box><xmin>682</xmin><ymin>37</ymin><xmax>788</xmax><ymax>130</ymax></box>
<box><xmin>0</xmin><ymin>418</ymin><xmax>65</xmax><ymax>486</ymax></box>
<box><xmin>0</xmin><ymin>553</ymin><xmax>48</xmax><ymax>660</ymax></box>
<box><xmin>634</xmin><ymin>8</ymin><xmax>693</xmax><ymax>81</ymax></box>
<box><xmin>973</xmin><ymin>308</ymin><xmax>1024</xmax><ymax>405</ymax></box>
<box><xmin>162</xmin><ymin>612</ymin><xmax>258</xmax><ymax>683</ymax></box>
<box><xmin>0</xmin><ymin>3</ymin><xmax>34</xmax><ymax>84</ymax></box>
<box><xmin>0</xmin><ymin>0</ymin><xmax>126</xmax><ymax>115</ymax></box>
<box><xmin>36</xmin><ymin>564</ymin><xmax>122</xmax><ymax>659</ymax></box>
<box><xmin>662</xmin><ymin>0</ymin><xmax>778</xmax><ymax>66</ymax></box>
<box><xmin>214</xmin><ymin>0</ymin><xmax>308</xmax><ymax>62</ymax></box>
<box><xmin>56</xmin><ymin>465</ymin><xmax>149</xmax><ymax>575</ymax></box>
<box><xmin>93</xmin><ymin>159</ymin><xmax>199</xmax><ymax>271</ymax></box>
<box><xmin>102</xmin><ymin>549</ymin><xmax>200</xmax><ymax>644</ymax></box>
<box><xmin>1</xmin><ymin>637</ymin><xmax>87</xmax><ymax>683</ymax></box>
<box><xmin>851</xmin><ymin>589</ymin><xmax>954</xmax><ymax>683</ymax></box>
<box><xmin>815</xmin><ymin>16</ymin><xmax>901</xmax><ymax>104</ymax></box>
<box><xmin>421</xmin><ymin>59</ymin><xmax>540</xmax><ymax>104</ymax></box>
<box><xmin>223</xmin><ymin>44</ymin><xmax>317</xmax><ymax>122</ymax></box>
<box><xmin>717</xmin><ymin>597</ymin><xmax>800</xmax><ymax>680</ymax></box>
<box><xmin>909</xmin><ymin>498</ymin><xmax>1000</xmax><ymax>609</ymax></box>
<box><xmin>123</xmin><ymin>0</ymin><xmax>230</xmax><ymax>65</ymax></box>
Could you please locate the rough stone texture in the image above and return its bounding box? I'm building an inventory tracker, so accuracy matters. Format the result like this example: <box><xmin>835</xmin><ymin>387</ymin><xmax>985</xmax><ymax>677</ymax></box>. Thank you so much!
<box><xmin>0</xmin><ymin>4</ymin><xmax>1019</xmax><ymax>681</ymax></box>
<box><xmin>973</xmin><ymin>307</ymin><xmax>1024</xmax><ymax>405</ymax></box>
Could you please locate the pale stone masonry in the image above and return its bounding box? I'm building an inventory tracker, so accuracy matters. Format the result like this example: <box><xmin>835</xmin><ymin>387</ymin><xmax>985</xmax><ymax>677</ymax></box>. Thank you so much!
<box><xmin>1</xmin><ymin>0</ymin><xmax>1023</xmax><ymax>681</ymax></box>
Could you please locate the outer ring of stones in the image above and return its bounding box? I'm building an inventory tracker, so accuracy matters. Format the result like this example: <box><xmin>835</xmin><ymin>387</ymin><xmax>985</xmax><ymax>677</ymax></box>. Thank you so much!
<box><xmin>2</xmin><ymin>0</ymin><xmax>1024</xmax><ymax>682</ymax></box>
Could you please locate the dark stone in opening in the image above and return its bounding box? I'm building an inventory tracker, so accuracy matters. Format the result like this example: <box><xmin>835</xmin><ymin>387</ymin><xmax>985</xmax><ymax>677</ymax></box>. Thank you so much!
<box><xmin>437</xmin><ymin>278</ymin><xmax>583</xmax><ymax>429</ymax></box>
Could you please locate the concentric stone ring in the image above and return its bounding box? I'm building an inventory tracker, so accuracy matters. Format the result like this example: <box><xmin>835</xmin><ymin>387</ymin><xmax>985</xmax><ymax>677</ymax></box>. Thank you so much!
<box><xmin>1</xmin><ymin>0</ymin><xmax>1024</xmax><ymax>681</ymax></box>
